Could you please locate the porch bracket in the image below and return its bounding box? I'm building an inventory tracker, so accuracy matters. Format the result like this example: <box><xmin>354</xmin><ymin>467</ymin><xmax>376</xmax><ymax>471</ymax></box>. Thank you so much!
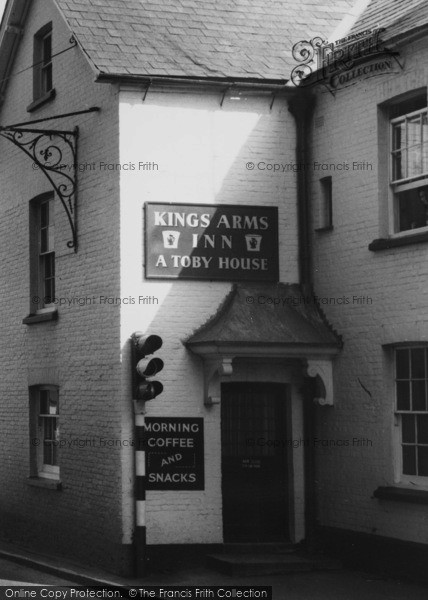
<box><xmin>0</xmin><ymin>125</ymin><xmax>79</xmax><ymax>251</ymax></box>
<box><xmin>204</xmin><ymin>357</ymin><xmax>234</xmax><ymax>406</ymax></box>
<box><xmin>306</xmin><ymin>358</ymin><xmax>334</xmax><ymax>406</ymax></box>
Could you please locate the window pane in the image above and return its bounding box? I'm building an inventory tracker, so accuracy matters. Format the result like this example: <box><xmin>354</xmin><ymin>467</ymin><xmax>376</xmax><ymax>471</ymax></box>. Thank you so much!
<box><xmin>417</xmin><ymin>415</ymin><xmax>428</xmax><ymax>444</ymax></box>
<box><xmin>44</xmin><ymin>253</ymin><xmax>54</xmax><ymax>278</ymax></box>
<box><xmin>417</xmin><ymin>446</ymin><xmax>428</xmax><ymax>476</ymax></box>
<box><xmin>43</xmin><ymin>34</ymin><xmax>52</xmax><ymax>63</ymax></box>
<box><xmin>408</xmin><ymin>146</ymin><xmax>422</xmax><ymax>177</ymax></box>
<box><xmin>44</xmin><ymin>417</ymin><xmax>54</xmax><ymax>440</ymax></box>
<box><xmin>397</xmin><ymin>381</ymin><xmax>410</xmax><ymax>410</ymax></box>
<box><xmin>392</xmin><ymin>150</ymin><xmax>405</xmax><ymax>180</ymax></box>
<box><xmin>407</xmin><ymin>115</ymin><xmax>421</xmax><ymax>142</ymax></box>
<box><xmin>411</xmin><ymin>348</ymin><xmax>425</xmax><ymax>378</ymax></box>
<box><xmin>392</xmin><ymin>121</ymin><xmax>405</xmax><ymax>151</ymax></box>
<box><xmin>48</xmin><ymin>220</ymin><xmax>54</xmax><ymax>250</ymax></box>
<box><xmin>396</xmin><ymin>349</ymin><xmax>409</xmax><ymax>379</ymax></box>
<box><xmin>44</xmin><ymin>281</ymin><xmax>54</xmax><ymax>304</ymax></box>
<box><xmin>40</xmin><ymin>228</ymin><xmax>48</xmax><ymax>253</ymax></box>
<box><xmin>403</xmin><ymin>445</ymin><xmax>416</xmax><ymax>475</ymax></box>
<box><xmin>39</xmin><ymin>390</ymin><xmax>49</xmax><ymax>414</ymax></box>
<box><xmin>40</xmin><ymin>202</ymin><xmax>48</xmax><ymax>228</ymax></box>
<box><xmin>402</xmin><ymin>414</ymin><xmax>415</xmax><ymax>443</ymax></box>
<box><xmin>42</xmin><ymin>63</ymin><xmax>53</xmax><ymax>93</ymax></box>
<box><xmin>422</xmin><ymin>114</ymin><xmax>428</xmax><ymax>171</ymax></box>
<box><xmin>412</xmin><ymin>380</ymin><xmax>426</xmax><ymax>411</ymax></box>
<box><xmin>398</xmin><ymin>188</ymin><xmax>428</xmax><ymax>231</ymax></box>
<box><xmin>43</xmin><ymin>442</ymin><xmax>53</xmax><ymax>465</ymax></box>
<box><xmin>52</xmin><ymin>441</ymin><xmax>58</xmax><ymax>466</ymax></box>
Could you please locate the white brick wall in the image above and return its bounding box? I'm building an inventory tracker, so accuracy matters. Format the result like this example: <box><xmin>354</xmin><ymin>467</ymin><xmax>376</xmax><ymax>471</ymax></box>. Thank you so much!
<box><xmin>0</xmin><ymin>0</ymin><xmax>302</xmax><ymax>568</ymax></box>
<box><xmin>118</xmin><ymin>87</ymin><xmax>299</xmax><ymax>544</ymax></box>
<box><xmin>310</xmin><ymin>36</ymin><xmax>428</xmax><ymax>544</ymax></box>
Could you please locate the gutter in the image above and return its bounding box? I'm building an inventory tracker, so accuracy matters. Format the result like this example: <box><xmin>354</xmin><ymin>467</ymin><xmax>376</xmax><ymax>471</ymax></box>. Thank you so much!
<box><xmin>95</xmin><ymin>72</ymin><xmax>295</xmax><ymax>94</ymax></box>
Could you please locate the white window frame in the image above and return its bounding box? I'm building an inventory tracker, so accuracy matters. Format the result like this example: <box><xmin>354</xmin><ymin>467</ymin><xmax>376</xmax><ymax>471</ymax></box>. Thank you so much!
<box><xmin>38</xmin><ymin>196</ymin><xmax>55</xmax><ymax>310</ymax></box>
<box><xmin>390</xmin><ymin>106</ymin><xmax>428</xmax><ymax>236</ymax></box>
<box><xmin>40</xmin><ymin>30</ymin><xmax>53</xmax><ymax>95</ymax></box>
<box><xmin>394</xmin><ymin>346</ymin><xmax>428</xmax><ymax>489</ymax></box>
<box><xmin>30</xmin><ymin>193</ymin><xmax>56</xmax><ymax>313</ymax></box>
<box><xmin>31</xmin><ymin>386</ymin><xmax>60</xmax><ymax>480</ymax></box>
<box><xmin>33</xmin><ymin>23</ymin><xmax>53</xmax><ymax>101</ymax></box>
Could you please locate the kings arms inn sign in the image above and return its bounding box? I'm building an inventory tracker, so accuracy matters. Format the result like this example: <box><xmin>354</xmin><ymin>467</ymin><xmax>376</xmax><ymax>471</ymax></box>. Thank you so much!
<box><xmin>145</xmin><ymin>203</ymin><xmax>279</xmax><ymax>281</ymax></box>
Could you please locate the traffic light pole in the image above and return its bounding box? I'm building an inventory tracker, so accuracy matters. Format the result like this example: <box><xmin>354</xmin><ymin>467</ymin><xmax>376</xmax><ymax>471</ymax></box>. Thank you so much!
<box><xmin>134</xmin><ymin>402</ymin><xmax>147</xmax><ymax>577</ymax></box>
<box><xmin>130</xmin><ymin>332</ymin><xmax>164</xmax><ymax>577</ymax></box>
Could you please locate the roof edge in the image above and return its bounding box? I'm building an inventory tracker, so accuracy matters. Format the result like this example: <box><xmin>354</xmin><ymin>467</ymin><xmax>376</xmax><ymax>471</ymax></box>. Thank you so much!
<box><xmin>53</xmin><ymin>0</ymin><xmax>101</xmax><ymax>79</ymax></box>
<box><xmin>0</xmin><ymin>0</ymin><xmax>31</xmax><ymax>107</ymax></box>
<box><xmin>95</xmin><ymin>72</ymin><xmax>292</xmax><ymax>91</ymax></box>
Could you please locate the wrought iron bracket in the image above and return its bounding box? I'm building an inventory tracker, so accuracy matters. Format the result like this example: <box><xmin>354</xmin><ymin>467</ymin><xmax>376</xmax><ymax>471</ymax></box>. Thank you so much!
<box><xmin>0</xmin><ymin>125</ymin><xmax>79</xmax><ymax>251</ymax></box>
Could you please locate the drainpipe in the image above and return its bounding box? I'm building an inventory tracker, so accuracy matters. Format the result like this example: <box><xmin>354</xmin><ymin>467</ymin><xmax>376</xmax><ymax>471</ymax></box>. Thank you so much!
<box><xmin>288</xmin><ymin>93</ymin><xmax>316</xmax><ymax>295</ymax></box>
<box><xmin>289</xmin><ymin>92</ymin><xmax>318</xmax><ymax>543</ymax></box>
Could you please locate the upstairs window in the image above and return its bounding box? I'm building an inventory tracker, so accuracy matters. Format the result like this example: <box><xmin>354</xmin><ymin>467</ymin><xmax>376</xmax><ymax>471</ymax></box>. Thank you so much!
<box><xmin>39</xmin><ymin>196</ymin><xmax>55</xmax><ymax>305</ymax></box>
<box><xmin>30</xmin><ymin>23</ymin><xmax>55</xmax><ymax>110</ymax></box>
<box><xmin>29</xmin><ymin>193</ymin><xmax>55</xmax><ymax>313</ymax></box>
<box><xmin>390</xmin><ymin>93</ymin><xmax>428</xmax><ymax>233</ymax></box>
<box><xmin>40</xmin><ymin>29</ymin><xmax>53</xmax><ymax>94</ymax></box>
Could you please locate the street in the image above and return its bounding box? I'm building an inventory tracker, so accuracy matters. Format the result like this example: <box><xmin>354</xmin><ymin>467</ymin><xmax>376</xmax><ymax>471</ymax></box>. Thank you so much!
<box><xmin>0</xmin><ymin>555</ymin><xmax>427</xmax><ymax>599</ymax></box>
<box><xmin>0</xmin><ymin>557</ymin><xmax>75</xmax><ymax>586</ymax></box>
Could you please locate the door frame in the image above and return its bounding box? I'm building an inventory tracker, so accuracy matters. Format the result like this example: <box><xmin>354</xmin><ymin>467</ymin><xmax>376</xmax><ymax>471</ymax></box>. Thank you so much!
<box><xmin>218</xmin><ymin>358</ymin><xmax>307</xmax><ymax>544</ymax></box>
<box><xmin>220</xmin><ymin>381</ymin><xmax>290</xmax><ymax>543</ymax></box>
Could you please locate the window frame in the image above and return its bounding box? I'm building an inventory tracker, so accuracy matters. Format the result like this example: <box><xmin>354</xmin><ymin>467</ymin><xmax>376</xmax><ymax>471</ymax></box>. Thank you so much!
<box><xmin>29</xmin><ymin>193</ymin><xmax>56</xmax><ymax>314</ymax></box>
<box><xmin>394</xmin><ymin>346</ymin><xmax>428</xmax><ymax>488</ymax></box>
<box><xmin>315</xmin><ymin>175</ymin><xmax>333</xmax><ymax>231</ymax></box>
<box><xmin>389</xmin><ymin>97</ymin><xmax>428</xmax><ymax>236</ymax></box>
<box><xmin>28</xmin><ymin>22</ymin><xmax>55</xmax><ymax>112</ymax></box>
<box><xmin>29</xmin><ymin>385</ymin><xmax>60</xmax><ymax>481</ymax></box>
<box><xmin>39</xmin><ymin>29</ymin><xmax>53</xmax><ymax>96</ymax></box>
<box><xmin>38</xmin><ymin>195</ymin><xmax>55</xmax><ymax>310</ymax></box>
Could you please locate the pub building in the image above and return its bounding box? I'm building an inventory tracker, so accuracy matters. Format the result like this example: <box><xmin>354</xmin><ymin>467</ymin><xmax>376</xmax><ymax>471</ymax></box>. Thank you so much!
<box><xmin>0</xmin><ymin>0</ymin><xmax>428</xmax><ymax>581</ymax></box>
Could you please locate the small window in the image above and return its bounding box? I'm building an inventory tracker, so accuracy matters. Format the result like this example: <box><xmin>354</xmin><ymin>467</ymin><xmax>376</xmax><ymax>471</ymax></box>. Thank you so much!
<box><xmin>390</xmin><ymin>92</ymin><xmax>428</xmax><ymax>233</ymax></box>
<box><xmin>315</xmin><ymin>176</ymin><xmax>333</xmax><ymax>230</ymax></box>
<box><xmin>30</xmin><ymin>386</ymin><xmax>60</xmax><ymax>480</ymax></box>
<box><xmin>395</xmin><ymin>347</ymin><xmax>428</xmax><ymax>481</ymax></box>
<box><xmin>30</xmin><ymin>193</ymin><xmax>55</xmax><ymax>312</ymax></box>
<box><xmin>33</xmin><ymin>23</ymin><xmax>53</xmax><ymax>102</ymax></box>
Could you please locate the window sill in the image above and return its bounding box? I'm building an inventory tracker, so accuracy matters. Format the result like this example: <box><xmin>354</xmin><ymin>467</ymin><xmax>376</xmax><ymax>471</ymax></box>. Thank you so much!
<box><xmin>373</xmin><ymin>486</ymin><xmax>428</xmax><ymax>505</ymax></box>
<box><xmin>26</xmin><ymin>88</ymin><xmax>56</xmax><ymax>113</ymax></box>
<box><xmin>27</xmin><ymin>476</ymin><xmax>62</xmax><ymax>490</ymax></box>
<box><xmin>22</xmin><ymin>310</ymin><xmax>58</xmax><ymax>325</ymax></box>
<box><xmin>369</xmin><ymin>231</ymin><xmax>428</xmax><ymax>251</ymax></box>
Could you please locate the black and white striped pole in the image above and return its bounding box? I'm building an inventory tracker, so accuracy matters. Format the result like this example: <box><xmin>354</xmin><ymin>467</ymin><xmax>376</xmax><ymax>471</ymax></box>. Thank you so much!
<box><xmin>131</xmin><ymin>332</ymin><xmax>164</xmax><ymax>577</ymax></box>
<box><xmin>134</xmin><ymin>406</ymin><xmax>147</xmax><ymax>577</ymax></box>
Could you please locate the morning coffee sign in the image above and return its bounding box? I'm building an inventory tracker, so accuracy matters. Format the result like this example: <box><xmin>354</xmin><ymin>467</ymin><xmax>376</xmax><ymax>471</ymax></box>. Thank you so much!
<box><xmin>145</xmin><ymin>203</ymin><xmax>279</xmax><ymax>281</ymax></box>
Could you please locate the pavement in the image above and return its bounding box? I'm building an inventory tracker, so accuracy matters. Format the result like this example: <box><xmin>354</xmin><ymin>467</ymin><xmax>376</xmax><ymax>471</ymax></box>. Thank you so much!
<box><xmin>0</xmin><ymin>540</ymin><xmax>427</xmax><ymax>599</ymax></box>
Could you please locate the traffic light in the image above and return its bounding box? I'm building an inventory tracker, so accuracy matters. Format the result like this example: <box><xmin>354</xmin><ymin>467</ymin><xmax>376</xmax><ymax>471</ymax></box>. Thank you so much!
<box><xmin>131</xmin><ymin>332</ymin><xmax>164</xmax><ymax>401</ymax></box>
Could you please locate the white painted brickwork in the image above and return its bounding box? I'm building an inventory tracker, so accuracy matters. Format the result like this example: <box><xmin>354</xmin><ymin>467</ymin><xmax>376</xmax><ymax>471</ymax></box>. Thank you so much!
<box><xmin>119</xmin><ymin>88</ymin><xmax>299</xmax><ymax>544</ymax></box>
<box><xmin>310</xmin><ymin>36</ymin><xmax>428</xmax><ymax>545</ymax></box>
<box><xmin>0</xmin><ymin>0</ymin><xmax>301</xmax><ymax>568</ymax></box>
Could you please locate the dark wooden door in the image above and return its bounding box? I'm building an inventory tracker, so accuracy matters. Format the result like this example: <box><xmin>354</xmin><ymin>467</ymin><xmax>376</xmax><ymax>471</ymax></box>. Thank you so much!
<box><xmin>221</xmin><ymin>382</ymin><xmax>289</xmax><ymax>542</ymax></box>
